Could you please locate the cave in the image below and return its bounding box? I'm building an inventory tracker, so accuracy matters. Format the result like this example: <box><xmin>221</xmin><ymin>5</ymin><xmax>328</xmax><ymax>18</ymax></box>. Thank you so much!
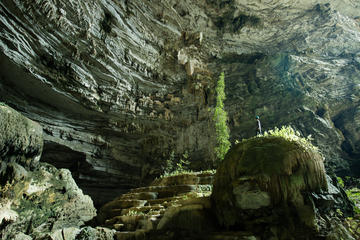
<box><xmin>40</xmin><ymin>141</ymin><xmax>86</xmax><ymax>174</ymax></box>
<box><xmin>1</xmin><ymin>0</ymin><xmax>360</xmax><ymax>239</ymax></box>
<box><xmin>40</xmin><ymin>141</ymin><xmax>128</xmax><ymax>208</ymax></box>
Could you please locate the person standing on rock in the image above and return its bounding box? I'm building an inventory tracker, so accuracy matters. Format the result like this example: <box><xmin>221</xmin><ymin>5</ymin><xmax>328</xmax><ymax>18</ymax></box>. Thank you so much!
<box><xmin>256</xmin><ymin>115</ymin><xmax>262</xmax><ymax>135</ymax></box>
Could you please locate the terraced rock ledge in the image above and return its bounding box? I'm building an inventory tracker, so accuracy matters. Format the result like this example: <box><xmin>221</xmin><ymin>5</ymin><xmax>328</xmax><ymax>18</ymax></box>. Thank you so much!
<box><xmin>97</xmin><ymin>171</ymin><xmax>259</xmax><ymax>240</ymax></box>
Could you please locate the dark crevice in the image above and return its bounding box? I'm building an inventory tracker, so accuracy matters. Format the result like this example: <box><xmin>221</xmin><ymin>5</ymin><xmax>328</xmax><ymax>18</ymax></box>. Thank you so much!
<box><xmin>40</xmin><ymin>141</ymin><xmax>86</xmax><ymax>173</ymax></box>
<box><xmin>101</xmin><ymin>11</ymin><xmax>113</xmax><ymax>34</ymax></box>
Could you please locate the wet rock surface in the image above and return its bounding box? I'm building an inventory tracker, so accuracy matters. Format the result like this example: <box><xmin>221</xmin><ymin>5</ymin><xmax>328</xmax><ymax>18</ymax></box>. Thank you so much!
<box><xmin>1</xmin><ymin>0</ymin><xmax>360</xmax><ymax>205</ymax></box>
<box><xmin>212</xmin><ymin>136</ymin><xmax>354</xmax><ymax>240</ymax></box>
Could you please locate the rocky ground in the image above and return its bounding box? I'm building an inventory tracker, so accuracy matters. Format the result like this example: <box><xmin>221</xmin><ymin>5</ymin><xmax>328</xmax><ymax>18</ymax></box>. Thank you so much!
<box><xmin>1</xmin><ymin>0</ymin><xmax>360</xmax><ymax>209</ymax></box>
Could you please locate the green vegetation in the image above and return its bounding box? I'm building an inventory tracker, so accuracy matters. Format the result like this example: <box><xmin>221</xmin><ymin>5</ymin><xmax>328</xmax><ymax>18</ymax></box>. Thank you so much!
<box><xmin>161</xmin><ymin>169</ymin><xmax>216</xmax><ymax>178</ymax></box>
<box><xmin>337</xmin><ymin>176</ymin><xmax>360</xmax><ymax>214</ymax></box>
<box><xmin>213</xmin><ymin>72</ymin><xmax>231</xmax><ymax>162</ymax></box>
<box><xmin>346</xmin><ymin>188</ymin><xmax>360</xmax><ymax>215</ymax></box>
<box><xmin>336</xmin><ymin>177</ymin><xmax>360</xmax><ymax>238</ymax></box>
<box><xmin>229</xmin><ymin>127</ymin><xmax>327</xmax><ymax>204</ymax></box>
<box><xmin>162</xmin><ymin>151</ymin><xmax>190</xmax><ymax>177</ymax></box>
<box><xmin>263</xmin><ymin>126</ymin><xmax>317</xmax><ymax>151</ymax></box>
<box><xmin>161</xmin><ymin>150</ymin><xmax>216</xmax><ymax>178</ymax></box>
<box><xmin>125</xmin><ymin>210</ymin><xmax>145</xmax><ymax>216</ymax></box>
<box><xmin>238</xmin><ymin>126</ymin><xmax>317</xmax><ymax>152</ymax></box>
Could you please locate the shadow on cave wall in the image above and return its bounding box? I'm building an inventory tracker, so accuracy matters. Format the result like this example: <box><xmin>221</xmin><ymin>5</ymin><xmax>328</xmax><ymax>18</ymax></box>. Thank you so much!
<box><xmin>41</xmin><ymin>141</ymin><xmax>86</xmax><ymax>174</ymax></box>
<box><xmin>40</xmin><ymin>141</ymin><xmax>126</xmax><ymax>208</ymax></box>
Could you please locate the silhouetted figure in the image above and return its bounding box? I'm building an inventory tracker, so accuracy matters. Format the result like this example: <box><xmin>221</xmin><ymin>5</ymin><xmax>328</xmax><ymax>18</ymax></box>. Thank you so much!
<box><xmin>256</xmin><ymin>115</ymin><xmax>262</xmax><ymax>135</ymax></box>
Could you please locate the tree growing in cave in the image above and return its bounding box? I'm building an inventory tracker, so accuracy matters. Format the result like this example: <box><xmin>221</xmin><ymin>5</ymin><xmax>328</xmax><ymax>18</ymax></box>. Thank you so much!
<box><xmin>213</xmin><ymin>72</ymin><xmax>231</xmax><ymax>162</ymax></box>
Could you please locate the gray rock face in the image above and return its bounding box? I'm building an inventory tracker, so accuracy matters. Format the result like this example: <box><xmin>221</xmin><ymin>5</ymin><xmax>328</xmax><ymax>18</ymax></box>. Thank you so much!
<box><xmin>1</xmin><ymin>0</ymin><xmax>360</xmax><ymax>205</ymax></box>
<box><xmin>0</xmin><ymin>104</ymin><xmax>43</xmax><ymax>172</ymax></box>
<box><xmin>0</xmin><ymin>105</ymin><xmax>99</xmax><ymax>240</ymax></box>
<box><xmin>0</xmin><ymin>0</ymin><xmax>218</xmax><ymax>206</ymax></box>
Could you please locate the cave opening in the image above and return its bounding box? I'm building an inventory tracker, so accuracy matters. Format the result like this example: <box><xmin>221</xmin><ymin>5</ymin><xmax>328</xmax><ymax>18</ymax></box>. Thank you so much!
<box><xmin>40</xmin><ymin>141</ymin><xmax>85</xmax><ymax>177</ymax></box>
<box><xmin>40</xmin><ymin>141</ymin><xmax>130</xmax><ymax>208</ymax></box>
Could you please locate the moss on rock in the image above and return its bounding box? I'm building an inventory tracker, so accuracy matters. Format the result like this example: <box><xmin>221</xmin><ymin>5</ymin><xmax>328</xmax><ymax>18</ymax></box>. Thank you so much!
<box><xmin>0</xmin><ymin>106</ymin><xmax>99</xmax><ymax>240</ymax></box>
<box><xmin>212</xmin><ymin>135</ymin><xmax>329</xmax><ymax>239</ymax></box>
<box><xmin>1</xmin><ymin>163</ymin><xmax>97</xmax><ymax>239</ymax></box>
<box><xmin>0</xmin><ymin>105</ymin><xmax>43</xmax><ymax>174</ymax></box>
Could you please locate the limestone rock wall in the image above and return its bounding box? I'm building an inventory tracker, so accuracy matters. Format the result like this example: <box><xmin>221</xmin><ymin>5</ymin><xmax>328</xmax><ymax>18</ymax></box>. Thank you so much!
<box><xmin>0</xmin><ymin>103</ymin><xmax>43</xmax><ymax>173</ymax></box>
<box><xmin>0</xmin><ymin>0</ymin><xmax>217</xmax><ymax>206</ymax></box>
<box><xmin>1</xmin><ymin>0</ymin><xmax>360</xmax><ymax>205</ymax></box>
<box><xmin>0</xmin><ymin>105</ymin><xmax>104</xmax><ymax>240</ymax></box>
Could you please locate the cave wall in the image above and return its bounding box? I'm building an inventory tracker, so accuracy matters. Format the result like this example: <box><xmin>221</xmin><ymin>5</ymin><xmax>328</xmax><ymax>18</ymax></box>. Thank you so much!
<box><xmin>1</xmin><ymin>0</ymin><xmax>360</xmax><ymax>205</ymax></box>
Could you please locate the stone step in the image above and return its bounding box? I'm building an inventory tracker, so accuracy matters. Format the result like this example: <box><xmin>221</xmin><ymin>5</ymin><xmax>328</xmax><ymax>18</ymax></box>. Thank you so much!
<box><xmin>120</xmin><ymin>205</ymin><xmax>165</xmax><ymax>215</ymax></box>
<box><xmin>129</xmin><ymin>184</ymin><xmax>213</xmax><ymax>199</ymax></box>
<box><xmin>113</xmin><ymin>223</ymin><xmax>125</xmax><ymax>231</ymax></box>
<box><xmin>116</xmin><ymin>192</ymin><xmax>158</xmax><ymax>200</ymax></box>
<box><xmin>145</xmin><ymin>196</ymin><xmax>184</xmax><ymax>206</ymax></box>
<box><xmin>200</xmin><ymin>232</ymin><xmax>257</xmax><ymax>240</ymax></box>
<box><xmin>151</xmin><ymin>173</ymin><xmax>214</xmax><ymax>186</ymax></box>
<box><xmin>98</xmin><ymin>199</ymin><xmax>148</xmax><ymax>224</ymax></box>
<box><xmin>115</xmin><ymin>230</ymin><xmax>146</xmax><ymax>240</ymax></box>
<box><xmin>100</xmin><ymin>172</ymin><xmax>217</xmax><ymax>236</ymax></box>
<box><xmin>100</xmin><ymin>199</ymin><xmax>147</xmax><ymax>215</ymax></box>
<box><xmin>129</xmin><ymin>184</ymin><xmax>196</xmax><ymax>198</ymax></box>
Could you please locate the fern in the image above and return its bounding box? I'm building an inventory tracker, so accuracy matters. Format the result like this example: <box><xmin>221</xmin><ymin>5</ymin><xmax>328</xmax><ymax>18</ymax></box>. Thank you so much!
<box><xmin>258</xmin><ymin>125</ymin><xmax>317</xmax><ymax>152</ymax></box>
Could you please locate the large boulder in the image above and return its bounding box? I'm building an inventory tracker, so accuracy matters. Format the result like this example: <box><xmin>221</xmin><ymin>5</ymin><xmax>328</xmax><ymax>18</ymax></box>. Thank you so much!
<box><xmin>211</xmin><ymin>135</ymin><xmax>353</xmax><ymax>239</ymax></box>
<box><xmin>0</xmin><ymin>104</ymin><xmax>43</xmax><ymax>176</ymax></box>
<box><xmin>0</xmin><ymin>105</ymin><xmax>99</xmax><ymax>240</ymax></box>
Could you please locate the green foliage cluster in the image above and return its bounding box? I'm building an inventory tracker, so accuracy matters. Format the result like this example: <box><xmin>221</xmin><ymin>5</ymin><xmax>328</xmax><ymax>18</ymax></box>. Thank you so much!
<box><xmin>213</xmin><ymin>72</ymin><xmax>231</xmax><ymax>161</ymax></box>
<box><xmin>125</xmin><ymin>209</ymin><xmax>145</xmax><ymax>216</ymax></box>
<box><xmin>346</xmin><ymin>188</ymin><xmax>360</xmax><ymax>215</ymax></box>
<box><xmin>243</xmin><ymin>125</ymin><xmax>317</xmax><ymax>152</ymax></box>
<box><xmin>336</xmin><ymin>177</ymin><xmax>360</xmax><ymax>238</ymax></box>
<box><xmin>161</xmin><ymin>150</ymin><xmax>216</xmax><ymax>178</ymax></box>
<box><xmin>162</xmin><ymin>151</ymin><xmax>191</xmax><ymax>177</ymax></box>
<box><xmin>345</xmin><ymin>217</ymin><xmax>360</xmax><ymax>239</ymax></box>
<box><xmin>344</xmin><ymin>188</ymin><xmax>360</xmax><ymax>238</ymax></box>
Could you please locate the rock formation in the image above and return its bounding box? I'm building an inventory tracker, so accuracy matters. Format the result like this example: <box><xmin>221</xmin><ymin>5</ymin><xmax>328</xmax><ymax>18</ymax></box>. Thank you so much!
<box><xmin>212</xmin><ymin>134</ymin><xmax>354</xmax><ymax>240</ymax></box>
<box><xmin>0</xmin><ymin>104</ymin><xmax>112</xmax><ymax>240</ymax></box>
<box><xmin>97</xmin><ymin>172</ymin><xmax>216</xmax><ymax>239</ymax></box>
<box><xmin>95</xmin><ymin>133</ymin><xmax>355</xmax><ymax>239</ymax></box>
<box><xmin>97</xmin><ymin>171</ymin><xmax>263</xmax><ymax>240</ymax></box>
<box><xmin>1</xmin><ymin>0</ymin><xmax>360</xmax><ymax>206</ymax></box>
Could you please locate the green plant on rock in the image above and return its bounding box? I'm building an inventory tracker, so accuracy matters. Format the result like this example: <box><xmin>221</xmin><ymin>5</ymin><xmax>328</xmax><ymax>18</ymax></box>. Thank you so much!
<box><xmin>0</xmin><ymin>182</ymin><xmax>12</xmax><ymax>198</ymax></box>
<box><xmin>162</xmin><ymin>151</ymin><xmax>191</xmax><ymax>177</ymax></box>
<box><xmin>345</xmin><ymin>189</ymin><xmax>360</xmax><ymax>238</ymax></box>
<box><xmin>337</xmin><ymin>176</ymin><xmax>345</xmax><ymax>188</ymax></box>
<box><xmin>163</xmin><ymin>151</ymin><xmax>176</xmax><ymax>176</ymax></box>
<box><xmin>238</xmin><ymin>125</ymin><xmax>317</xmax><ymax>152</ymax></box>
<box><xmin>336</xmin><ymin>176</ymin><xmax>360</xmax><ymax>239</ymax></box>
<box><xmin>213</xmin><ymin>72</ymin><xmax>231</xmax><ymax>162</ymax></box>
<box><xmin>175</xmin><ymin>151</ymin><xmax>190</xmax><ymax>172</ymax></box>
<box><xmin>346</xmin><ymin>188</ymin><xmax>360</xmax><ymax>215</ymax></box>
<box><xmin>125</xmin><ymin>210</ymin><xmax>145</xmax><ymax>216</ymax></box>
